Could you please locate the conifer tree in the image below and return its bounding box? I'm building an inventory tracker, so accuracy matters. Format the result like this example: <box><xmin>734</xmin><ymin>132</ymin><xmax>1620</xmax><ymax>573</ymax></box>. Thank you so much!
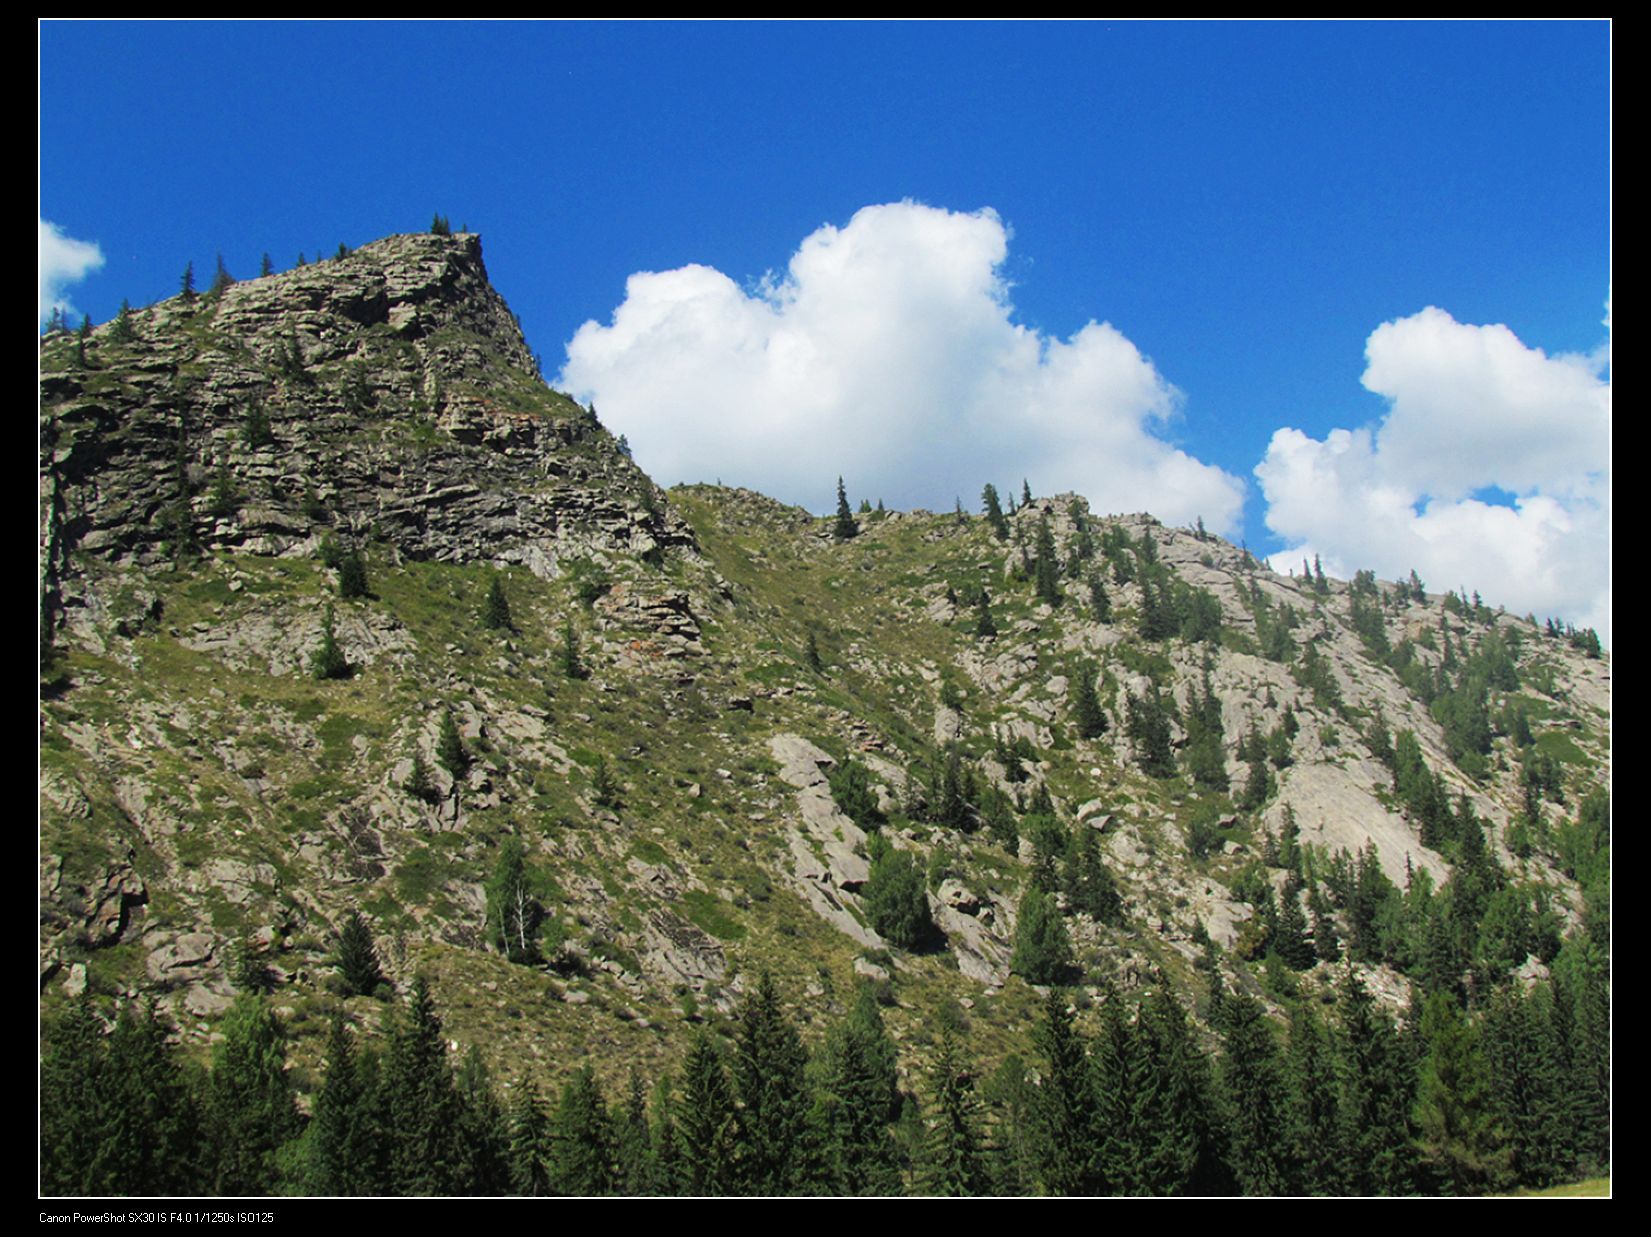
<box><xmin>507</xmin><ymin>1079</ymin><xmax>551</xmax><ymax>1196</ymax></box>
<box><xmin>1335</xmin><ymin>968</ymin><xmax>1418</xmax><ymax>1195</ymax></box>
<box><xmin>206</xmin><ymin>993</ymin><xmax>300</xmax><ymax>1194</ymax></box>
<box><xmin>310</xmin><ymin>605</ymin><xmax>350</xmax><ymax>681</ymax></box>
<box><xmin>1088</xmin><ymin>573</ymin><xmax>1111</xmax><ymax>623</ymax></box>
<box><xmin>676</xmin><ymin>1030</ymin><xmax>736</xmax><ymax>1195</ymax></box>
<box><xmin>404</xmin><ymin>751</ymin><xmax>439</xmax><ymax>805</ymax></box>
<box><xmin>923</xmin><ymin>1024</ymin><xmax>987</xmax><ymax>1195</ymax></box>
<box><xmin>1217</xmin><ymin>993</ymin><xmax>1291</xmax><ymax>1194</ymax></box>
<box><xmin>309</xmin><ymin>1010</ymin><xmax>383</xmax><ymax>1195</ymax></box>
<box><xmin>833</xmin><ymin>476</ymin><xmax>859</xmax><ymax>541</ymax></box>
<box><xmin>732</xmin><ymin>971</ymin><xmax>810</xmax><ymax>1194</ymax></box>
<box><xmin>614</xmin><ymin>1069</ymin><xmax>655</xmax><ymax>1195</ymax></box>
<box><xmin>99</xmin><ymin>1001</ymin><xmax>202</xmax><ymax>1195</ymax></box>
<box><xmin>805</xmin><ymin>629</ymin><xmax>823</xmax><ymax>674</ymax></box>
<box><xmin>242</xmin><ymin>398</ymin><xmax>274</xmax><ymax>448</ymax></box>
<box><xmin>1029</xmin><ymin>989</ymin><xmax>1100</xmax><ymax>1194</ymax></box>
<box><xmin>110</xmin><ymin>298</ymin><xmax>136</xmax><ymax>342</ymax></box>
<box><xmin>261</xmin><ymin>252</ymin><xmax>274</xmax><ymax>277</ymax></box>
<box><xmin>40</xmin><ymin>993</ymin><xmax>110</xmax><ymax>1195</ymax></box>
<box><xmin>435</xmin><ymin>708</ymin><xmax>470</xmax><ymax>780</ymax></box>
<box><xmin>551</xmin><ymin>1065</ymin><xmax>614</xmax><ymax>1195</ymax></box>
<box><xmin>863</xmin><ymin>834</ymin><xmax>934</xmax><ymax>949</ymax></box>
<box><xmin>382</xmin><ymin>976</ymin><xmax>466</xmax><ymax>1195</ymax></box>
<box><xmin>456</xmin><ymin>1045</ymin><xmax>510</xmax><ymax>1194</ymax></box>
<box><xmin>1011</xmin><ymin>887</ymin><xmax>1070</xmax><ymax>985</ymax></box>
<box><xmin>1072</xmin><ymin>662</ymin><xmax>1107</xmax><ymax>739</ymax></box>
<box><xmin>337</xmin><ymin>548</ymin><xmax>369</xmax><ymax>598</ymax></box>
<box><xmin>818</xmin><ymin>986</ymin><xmax>902</xmax><ymax>1196</ymax></box>
<box><xmin>1064</xmin><ymin>823</ymin><xmax>1123</xmax><ymax>924</ymax></box>
<box><xmin>210</xmin><ymin>252</ymin><xmax>234</xmax><ymax>297</ymax></box>
<box><xmin>981</xmin><ymin>483</ymin><xmax>1009</xmax><ymax>539</ymax></box>
<box><xmin>561</xmin><ymin>618</ymin><xmax>585</xmax><ymax>680</ymax></box>
<box><xmin>1034</xmin><ymin>517</ymin><xmax>1062</xmax><ymax>606</ymax></box>
<box><xmin>1125</xmin><ymin>687</ymin><xmax>1176</xmax><ymax>778</ymax></box>
<box><xmin>1412</xmin><ymin>991</ymin><xmax>1506</xmax><ymax>1193</ymax></box>
<box><xmin>975</xmin><ymin>589</ymin><xmax>997</xmax><ymax>638</ymax></box>
<box><xmin>180</xmin><ymin>261</ymin><xmax>196</xmax><ymax>303</ymax></box>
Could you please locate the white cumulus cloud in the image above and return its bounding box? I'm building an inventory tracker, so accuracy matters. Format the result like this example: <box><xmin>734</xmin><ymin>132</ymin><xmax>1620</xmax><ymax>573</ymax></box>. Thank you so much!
<box><xmin>38</xmin><ymin>218</ymin><xmax>104</xmax><ymax>326</ymax></box>
<box><xmin>559</xmin><ymin>202</ymin><xmax>1244</xmax><ymax>532</ymax></box>
<box><xmin>1258</xmin><ymin>306</ymin><xmax>1610</xmax><ymax>640</ymax></box>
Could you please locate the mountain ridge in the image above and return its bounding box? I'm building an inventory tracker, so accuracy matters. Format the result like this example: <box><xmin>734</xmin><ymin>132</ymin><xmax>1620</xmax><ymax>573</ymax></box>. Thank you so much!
<box><xmin>38</xmin><ymin>228</ymin><xmax>1611</xmax><ymax>1195</ymax></box>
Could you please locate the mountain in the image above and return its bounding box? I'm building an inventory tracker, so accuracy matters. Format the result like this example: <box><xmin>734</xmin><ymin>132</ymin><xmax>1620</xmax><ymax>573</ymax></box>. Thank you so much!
<box><xmin>38</xmin><ymin>231</ymin><xmax>1611</xmax><ymax>1196</ymax></box>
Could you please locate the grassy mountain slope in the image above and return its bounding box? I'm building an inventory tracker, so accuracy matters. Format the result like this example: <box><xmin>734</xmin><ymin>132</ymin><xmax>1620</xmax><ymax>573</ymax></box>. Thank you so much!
<box><xmin>39</xmin><ymin>233</ymin><xmax>1610</xmax><ymax>1116</ymax></box>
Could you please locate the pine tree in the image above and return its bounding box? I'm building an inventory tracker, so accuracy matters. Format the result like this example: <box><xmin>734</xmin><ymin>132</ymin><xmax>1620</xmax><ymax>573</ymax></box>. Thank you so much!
<box><xmin>481</xmin><ymin>573</ymin><xmax>513</xmax><ymax>631</ymax></box>
<box><xmin>1336</xmin><ymin>968</ymin><xmax>1418</xmax><ymax>1195</ymax></box>
<box><xmin>109</xmin><ymin>298</ymin><xmax>136</xmax><ymax>343</ymax></box>
<box><xmin>435</xmin><ymin>708</ymin><xmax>470</xmax><ymax>781</ymax></box>
<box><xmin>924</xmin><ymin>1025</ymin><xmax>986</xmax><ymax>1195</ymax></box>
<box><xmin>456</xmin><ymin>1045</ymin><xmax>510</xmax><ymax>1194</ymax></box>
<box><xmin>614</xmin><ymin>1069</ymin><xmax>655</xmax><ymax>1195</ymax></box>
<box><xmin>431</xmin><ymin>212</ymin><xmax>452</xmax><ymax>236</ymax></box>
<box><xmin>863</xmin><ymin>834</ymin><xmax>934</xmax><ymax>949</ymax></box>
<box><xmin>206</xmin><ymin>993</ymin><xmax>300</xmax><ymax>1194</ymax></box>
<box><xmin>210</xmin><ymin>252</ymin><xmax>234</xmax><ymax>297</ymax></box>
<box><xmin>1029</xmin><ymin>989</ymin><xmax>1100</xmax><ymax>1194</ymax></box>
<box><xmin>805</xmin><ymin>630</ymin><xmax>823</xmax><ymax>673</ymax></box>
<box><xmin>1218</xmin><ymin>993</ymin><xmax>1291</xmax><ymax>1194</ymax></box>
<box><xmin>507</xmin><ymin>1079</ymin><xmax>551</xmax><ymax>1196</ymax></box>
<box><xmin>180</xmin><ymin>261</ymin><xmax>196</xmax><ymax>303</ymax></box>
<box><xmin>1011</xmin><ymin>887</ymin><xmax>1070</xmax><ymax>985</ymax></box>
<box><xmin>336</xmin><ymin>909</ymin><xmax>384</xmax><ymax>998</ymax></box>
<box><xmin>309</xmin><ymin>1011</ymin><xmax>383</xmax><ymax>1195</ymax></box>
<box><xmin>818</xmin><ymin>986</ymin><xmax>902</xmax><ymax>1195</ymax></box>
<box><xmin>981</xmin><ymin>483</ymin><xmax>1009</xmax><ymax>539</ymax></box>
<box><xmin>96</xmin><ymin>1001</ymin><xmax>202</xmax><ymax>1194</ymax></box>
<box><xmin>1064</xmin><ymin>823</ymin><xmax>1123</xmax><ymax>924</ymax></box>
<box><xmin>1412</xmin><ymin>991</ymin><xmax>1506</xmax><ymax>1193</ymax></box>
<box><xmin>676</xmin><ymin>1030</ymin><xmax>736</xmax><ymax>1195</ymax></box>
<box><xmin>550</xmin><ymin>1066</ymin><xmax>615</xmax><ymax>1194</ymax></box>
<box><xmin>833</xmin><ymin>476</ymin><xmax>859</xmax><ymax>541</ymax></box>
<box><xmin>1283</xmin><ymin>1001</ymin><xmax>1344</xmax><ymax>1194</ymax></box>
<box><xmin>1088</xmin><ymin>574</ymin><xmax>1111</xmax><ymax>623</ymax></box>
<box><xmin>310</xmin><ymin>605</ymin><xmax>350</xmax><ymax>680</ymax></box>
<box><xmin>404</xmin><ymin>751</ymin><xmax>439</xmax><ymax>805</ymax></box>
<box><xmin>1033</xmin><ymin>517</ymin><xmax>1061</xmax><ymax>606</ymax></box>
<box><xmin>1021</xmin><ymin>479</ymin><xmax>1032</xmax><ymax>506</ymax></box>
<box><xmin>1125</xmin><ymin>687</ymin><xmax>1176</xmax><ymax>778</ymax></box>
<box><xmin>1072</xmin><ymin>662</ymin><xmax>1107</xmax><ymax>739</ymax></box>
<box><xmin>975</xmin><ymin>589</ymin><xmax>997</xmax><ymax>639</ymax></box>
<box><xmin>260</xmin><ymin>252</ymin><xmax>274</xmax><ymax>277</ymax></box>
<box><xmin>337</xmin><ymin>548</ymin><xmax>369</xmax><ymax>598</ymax></box>
<box><xmin>74</xmin><ymin>313</ymin><xmax>92</xmax><ymax>368</ymax></box>
<box><xmin>732</xmin><ymin>971</ymin><xmax>810</xmax><ymax>1194</ymax></box>
<box><xmin>382</xmin><ymin>977</ymin><xmax>466</xmax><ymax>1194</ymax></box>
<box><xmin>242</xmin><ymin>399</ymin><xmax>274</xmax><ymax>449</ymax></box>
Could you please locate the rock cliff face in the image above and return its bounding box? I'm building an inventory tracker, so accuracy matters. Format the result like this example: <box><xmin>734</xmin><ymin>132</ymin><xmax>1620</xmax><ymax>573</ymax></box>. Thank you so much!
<box><xmin>40</xmin><ymin>232</ymin><xmax>691</xmax><ymax>651</ymax></box>
<box><xmin>38</xmin><ymin>231</ymin><xmax>1609</xmax><ymax>1104</ymax></box>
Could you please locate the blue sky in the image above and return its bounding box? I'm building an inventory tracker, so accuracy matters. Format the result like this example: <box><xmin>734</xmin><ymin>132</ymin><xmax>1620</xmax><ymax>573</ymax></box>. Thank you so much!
<box><xmin>39</xmin><ymin>20</ymin><xmax>1611</xmax><ymax>637</ymax></box>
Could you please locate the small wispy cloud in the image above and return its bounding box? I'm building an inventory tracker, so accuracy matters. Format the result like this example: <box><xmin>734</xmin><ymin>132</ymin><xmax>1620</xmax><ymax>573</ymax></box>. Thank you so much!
<box><xmin>39</xmin><ymin>218</ymin><xmax>104</xmax><ymax>326</ymax></box>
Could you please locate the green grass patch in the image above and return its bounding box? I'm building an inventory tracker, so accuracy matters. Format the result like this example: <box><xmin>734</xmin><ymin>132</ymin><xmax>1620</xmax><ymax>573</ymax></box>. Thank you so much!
<box><xmin>681</xmin><ymin>890</ymin><xmax>746</xmax><ymax>941</ymax></box>
<box><xmin>1535</xmin><ymin>730</ymin><xmax>1587</xmax><ymax>766</ymax></box>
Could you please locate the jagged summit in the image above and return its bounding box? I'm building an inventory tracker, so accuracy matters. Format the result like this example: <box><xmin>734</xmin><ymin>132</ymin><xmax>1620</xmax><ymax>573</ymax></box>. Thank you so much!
<box><xmin>39</xmin><ymin>230</ymin><xmax>692</xmax><ymax>656</ymax></box>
